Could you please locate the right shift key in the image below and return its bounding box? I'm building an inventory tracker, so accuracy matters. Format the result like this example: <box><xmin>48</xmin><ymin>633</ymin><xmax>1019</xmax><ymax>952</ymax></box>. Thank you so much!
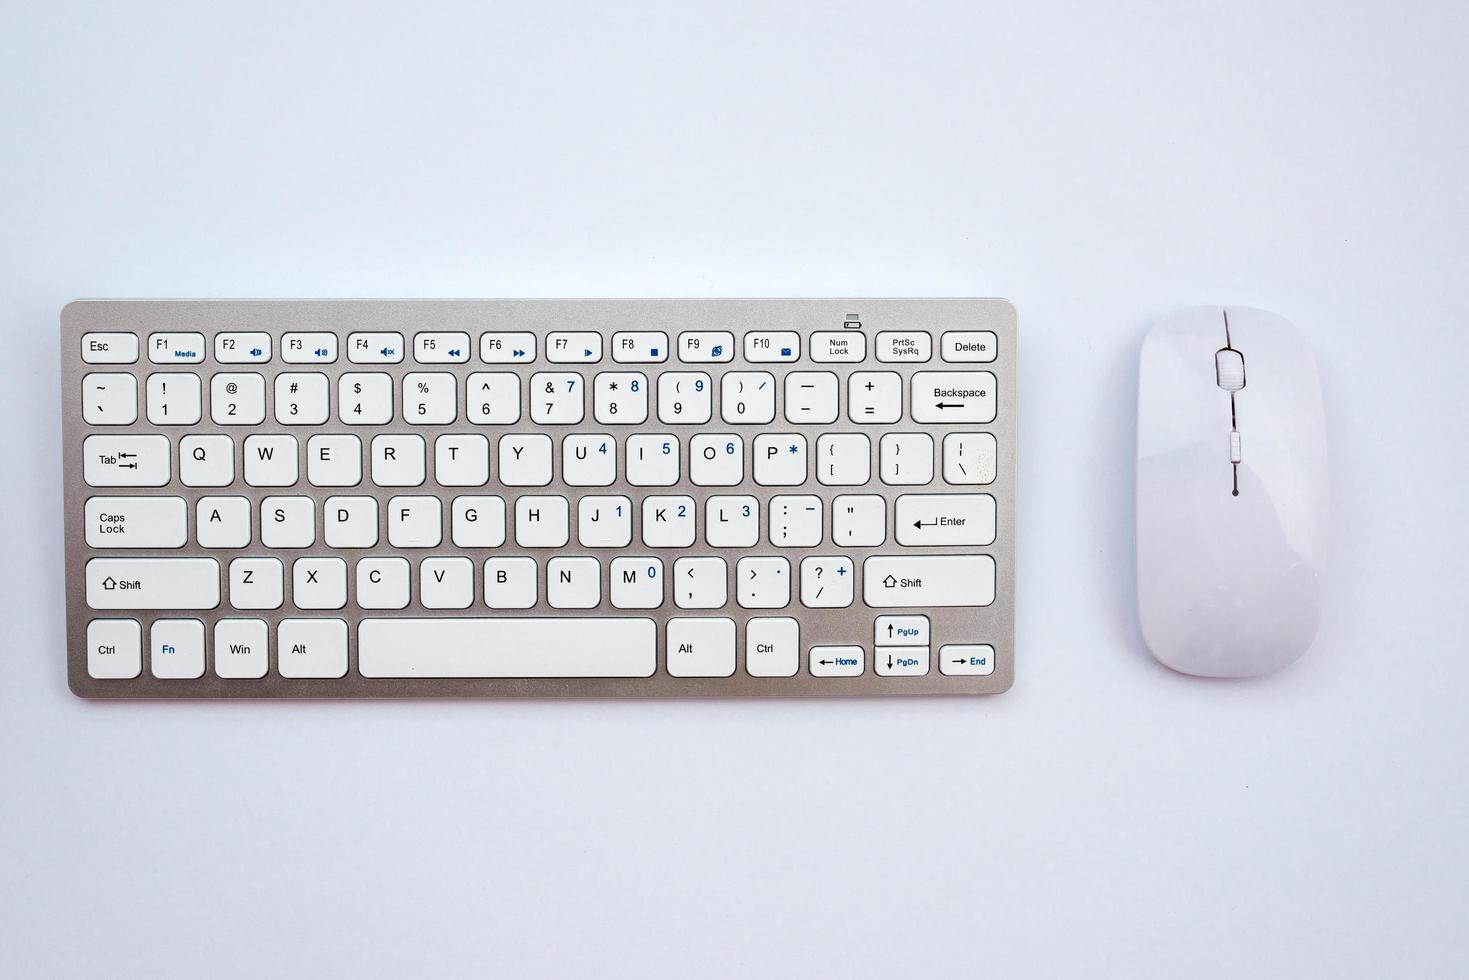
<box><xmin>863</xmin><ymin>555</ymin><xmax>996</xmax><ymax>607</ymax></box>
<box><xmin>910</xmin><ymin>371</ymin><xmax>997</xmax><ymax>424</ymax></box>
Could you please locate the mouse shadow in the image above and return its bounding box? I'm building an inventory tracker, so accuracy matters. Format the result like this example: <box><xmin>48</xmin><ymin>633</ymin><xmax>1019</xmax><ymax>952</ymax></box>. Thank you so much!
<box><xmin>1105</xmin><ymin>322</ymin><xmax>1168</xmax><ymax>672</ymax></box>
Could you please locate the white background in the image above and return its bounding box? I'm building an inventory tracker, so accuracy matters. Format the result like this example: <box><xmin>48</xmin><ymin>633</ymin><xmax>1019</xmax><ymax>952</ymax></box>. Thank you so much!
<box><xmin>2</xmin><ymin>2</ymin><xmax>1466</xmax><ymax>976</ymax></box>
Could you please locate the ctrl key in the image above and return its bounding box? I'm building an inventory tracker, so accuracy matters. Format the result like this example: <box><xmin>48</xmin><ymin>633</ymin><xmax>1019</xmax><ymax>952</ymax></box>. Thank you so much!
<box><xmin>87</xmin><ymin>619</ymin><xmax>142</xmax><ymax>679</ymax></box>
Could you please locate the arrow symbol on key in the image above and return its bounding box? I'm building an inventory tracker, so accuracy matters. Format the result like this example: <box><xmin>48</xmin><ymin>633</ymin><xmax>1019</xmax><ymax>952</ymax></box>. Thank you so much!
<box><xmin>818</xmin><ymin>658</ymin><xmax>832</xmax><ymax>666</ymax></box>
<box><xmin>935</xmin><ymin>401</ymin><xmax>964</xmax><ymax>409</ymax></box>
<box><xmin>914</xmin><ymin>518</ymin><xmax>938</xmax><ymax>529</ymax></box>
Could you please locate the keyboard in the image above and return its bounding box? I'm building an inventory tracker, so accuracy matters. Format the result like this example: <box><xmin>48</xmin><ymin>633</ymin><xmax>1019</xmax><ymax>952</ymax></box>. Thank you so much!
<box><xmin>61</xmin><ymin>299</ymin><xmax>1016</xmax><ymax>698</ymax></box>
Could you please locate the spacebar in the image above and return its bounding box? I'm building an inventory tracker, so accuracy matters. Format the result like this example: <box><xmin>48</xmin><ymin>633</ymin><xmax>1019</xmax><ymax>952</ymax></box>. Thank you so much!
<box><xmin>357</xmin><ymin>618</ymin><xmax>658</xmax><ymax>678</ymax></box>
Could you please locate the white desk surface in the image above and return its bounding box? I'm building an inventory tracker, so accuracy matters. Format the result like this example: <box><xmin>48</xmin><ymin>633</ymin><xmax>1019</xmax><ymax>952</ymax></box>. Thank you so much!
<box><xmin>2</xmin><ymin>2</ymin><xmax>1465</xmax><ymax>976</ymax></box>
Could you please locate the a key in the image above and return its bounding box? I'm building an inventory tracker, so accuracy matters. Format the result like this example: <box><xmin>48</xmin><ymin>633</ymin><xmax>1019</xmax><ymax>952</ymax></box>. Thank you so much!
<box><xmin>356</xmin><ymin>557</ymin><xmax>410</xmax><ymax>609</ymax></box>
<box><xmin>769</xmin><ymin>495</ymin><xmax>822</xmax><ymax>547</ymax></box>
<box><xmin>196</xmin><ymin>496</ymin><xmax>252</xmax><ymax>549</ymax></box>
<box><xmin>799</xmin><ymin>555</ymin><xmax>853</xmax><ymax>608</ymax></box>
<box><xmin>593</xmin><ymin>372</ymin><xmax>649</xmax><ymax>424</ymax></box>
<box><xmin>244</xmin><ymin>434</ymin><xmax>299</xmax><ymax>487</ymax></box>
<box><xmin>578</xmin><ymin>495</ymin><xmax>633</xmax><ymax>547</ymax></box>
<box><xmin>214</xmin><ymin>619</ymin><xmax>269</xmax><ymax>679</ymax></box>
<box><xmin>308</xmin><ymin>434</ymin><xmax>363</xmax><ymax>487</ymax></box>
<box><xmin>943</xmin><ymin>432</ymin><xmax>998</xmax><ymax>485</ymax></box>
<box><xmin>323</xmin><ymin>496</ymin><xmax>378</xmax><ymax>548</ymax></box>
<box><xmin>641</xmin><ymin>495</ymin><xmax>696</xmax><ymax>547</ymax></box>
<box><xmin>82</xmin><ymin>373</ymin><xmax>137</xmax><ymax>425</ymax></box>
<box><xmin>832</xmin><ymin>494</ymin><xmax>886</xmax><ymax>546</ymax></box>
<box><xmin>816</xmin><ymin>433</ymin><xmax>871</xmax><ymax>486</ymax></box>
<box><xmin>275</xmin><ymin>372</ymin><xmax>330</xmax><ymax>425</ymax></box>
<box><xmin>745</xmin><ymin>617</ymin><xmax>799</xmax><ymax>676</ymax></box>
<box><xmin>282</xmin><ymin>332</ymin><xmax>338</xmax><ymax>364</ymax></box>
<box><xmin>498</xmin><ymin>434</ymin><xmax>553</xmax><ymax>486</ymax></box>
<box><xmin>466</xmin><ymin>373</ymin><xmax>521</xmax><ymax>424</ymax></box>
<box><xmin>910</xmin><ymin>370</ymin><xmax>997</xmax><ymax>424</ymax></box>
<box><xmin>610</xmin><ymin>557</ymin><xmax>663</xmax><ymax>609</ymax></box>
<box><xmin>847</xmin><ymin>371</ymin><xmax>902</xmax><ymax>423</ymax></box>
<box><xmin>403</xmin><ymin>372</ymin><xmax>457</xmax><ymax>424</ymax></box>
<box><xmin>547</xmin><ymin>557</ymin><xmax>601</xmax><ymax>608</ymax></box>
<box><xmin>626</xmin><ymin>434</ymin><xmax>679</xmax><ymax>486</ymax></box>
<box><xmin>514</xmin><ymin>494</ymin><xmax>569</xmax><ymax>548</ymax></box>
<box><xmin>753</xmin><ymin>434</ymin><xmax>807</xmax><ymax>486</ymax></box>
<box><xmin>704</xmin><ymin>495</ymin><xmax>759</xmax><ymax>547</ymax></box>
<box><xmin>277</xmin><ymin>619</ymin><xmax>349</xmax><ymax>678</ymax></box>
<box><xmin>862</xmin><ymin>555</ymin><xmax>996</xmax><ymax>607</ymax></box>
<box><xmin>894</xmin><ymin>493</ymin><xmax>997</xmax><ymax>546</ymax></box>
<box><xmin>145</xmin><ymin>373</ymin><xmax>201</xmax><ymax>424</ymax></box>
<box><xmin>879</xmin><ymin>432</ymin><xmax>934</xmax><ymax>485</ymax></box>
<box><xmin>229</xmin><ymin>557</ymin><xmax>285</xmax><ymax>610</ymax></box>
<box><xmin>371</xmin><ymin>434</ymin><xmax>427</xmax><ymax>487</ymax></box>
<box><xmin>562</xmin><ymin>434</ymin><xmax>617</xmax><ymax>486</ymax></box>
<box><xmin>783</xmin><ymin>371</ymin><xmax>839</xmax><ymax>424</ymax></box>
<box><xmin>433</xmin><ymin>434</ymin><xmax>489</xmax><ymax>487</ymax></box>
<box><xmin>83</xmin><ymin>496</ymin><xmax>187</xmax><ymax>548</ymax></box>
<box><xmin>388</xmin><ymin>496</ymin><xmax>443</xmax><ymax>548</ymax></box>
<box><xmin>450</xmin><ymin>495</ymin><xmax>506</xmax><ymax>548</ymax></box>
<box><xmin>421</xmin><ymin>557</ymin><xmax>475</xmax><ymax>609</ymax></box>
<box><xmin>737</xmin><ymin>557</ymin><xmax>791</xmax><ymax>609</ymax></box>
<box><xmin>211</xmin><ymin>372</ymin><xmax>266</xmax><ymax>424</ymax></box>
<box><xmin>479</xmin><ymin>331</ymin><xmax>536</xmax><ymax>363</ymax></box>
<box><xmin>150</xmin><ymin>619</ymin><xmax>206</xmax><ymax>679</ymax></box>
<box><xmin>673</xmin><ymin>557</ymin><xmax>727</xmax><ymax>609</ymax></box>
<box><xmin>690</xmin><ymin>434</ymin><xmax>744</xmax><ymax>486</ymax></box>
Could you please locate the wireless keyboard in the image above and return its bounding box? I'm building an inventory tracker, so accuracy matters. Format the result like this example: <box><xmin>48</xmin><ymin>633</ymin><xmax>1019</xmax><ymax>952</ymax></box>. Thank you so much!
<box><xmin>61</xmin><ymin>299</ymin><xmax>1016</xmax><ymax>698</ymax></box>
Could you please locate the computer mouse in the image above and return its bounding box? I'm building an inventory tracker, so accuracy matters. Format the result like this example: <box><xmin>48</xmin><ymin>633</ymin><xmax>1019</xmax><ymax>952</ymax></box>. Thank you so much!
<box><xmin>1136</xmin><ymin>306</ymin><xmax>1328</xmax><ymax>677</ymax></box>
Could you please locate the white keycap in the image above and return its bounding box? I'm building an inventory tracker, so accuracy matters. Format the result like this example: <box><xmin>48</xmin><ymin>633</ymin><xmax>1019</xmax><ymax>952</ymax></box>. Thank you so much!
<box><xmin>81</xmin><ymin>333</ymin><xmax>138</xmax><ymax>364</ymax></box>
<box><xmin>832</xmin><ymin>494</ymin><xmax>886</xmax><ymax>547</ymax></box>
<box><xmin>910</xmin><ymin>370</ymin><xmax>997</xmax><ymax>424</ymax></box>
<box><xmin>875</xmin><ymin>646</ymin><xmax>929</xmax><ymax>677</ymax></box>
<box><xmin>547</xmin><ymin>556</ymin><xmax>601</xmax><ymax>609</ymax></box>
<box><xmin>293</xmin><ymin>557</ymin><xmax>347</xmax><ymax>609</ymax></box>
<box><xmin>180</xmin><ymin>434</ymin><xmax>234</xmax><ymax>487</ymax></box>
<box><xmin>261</xmin><ymin>496</ymin><xmax>315</xmax><ymax>548</ymax></box>
<box><xmin>434</xmin><ymin>434</ymin><xmax>489</xmax><ymax>487</ymax></box>
<box><xmin>214</xmin><ymin>619</ymin><xmax>269</xmax><ymax>679</ymax></box>
<box><xmin>84</xmin><ymin>434</ymin><xmax>170</xmax><ymax>487</ymax></box>
<box><xmin>816</xmin><ymin>433</ymin><xmax>871</xmax><ymax>486</ymax></box>
<box><xmin>277</xmin><ymin>618</ymin><xmax>349</xmax><ymax>678</ymax></box>
<box><xmin>847</xmin><ymin>371</ymin><xmax>902</xmax><ymax>424</ymax></box>
<box><xmin>744</xmin><ymin>331</ymin><xmax>799</xmax><ymax>363</ymax></box>
<box><xmin>673</xmin><ymin>557</ymin><xmax>727</xmax><ymax>609</ymax></box>
<box><xmin>274</xmin><ymin>372</ymin><xmax>330</xmax><ymax>424</ymax></box>
<box><xmin>87</xmin><ymin>618</ymin><xmax>142</xmax><ymax>679</ymax></box>
<box><xmin>594</xmin><ymin>371</ymin><xmax>649</xmax><ymax>424</ymax></box>
<box><xmin>414</xmin><ymin>331</ymin><xmax>470</xmax><ymax>363</ymax></box>
<box><xmin>745</xmin><ymin>617</ymin><xmax>799</xmax><ymax>677</ymax></box>
<box><xmin>356</xmin><ymin>557</ymin><xmax>410</xmax><ymax>610</ymax></box>
<box><xmin>770</xmin><ymin>494</ymin><xmax>823</xmax><ymax>547</ymax></box>
<box><xmin>214</xmin><ymin>332</ymin><xmax>270</xmax><ymax>364</ymax></box>
<box><xmin>498</xmin><ymin>434</ymin><xmax>553</xmax><ymax>486</ymax></box>
<box><xmin>626</xmin><ymin>434</ymin><xmax>679</xmax><ymax>486</ymax></box>
<box><xmin>339</xmin><ymin>372</ymin><xmax>394</xmax><ymax>424</ymax></box>
<box><xmin>940</xmin><ymin>643</ymin><xmax>995</xmax><ymax>676</ymax></box>
<box><xmin>678</xmin><ymin>331</ymin><xmax>734</xmax><ymax>363</ymax></box>
<box><xmin>84</xmin><ymin>496</ymin><xmax>186</xmax><ymax>548</ymax></box>
<box><xmin>943</xmin><ymin>432</ymin><xmax>998</xmax><ymax>486</ymax></box>
<box><xmin>515</xmin><ymin>494</ymin><xmax>569</xmax><ymax>547</ymax></box>
<box><xmin>642</xmin><ymin>495</ymin><xmax>696</xmax><ymax>547</ymax></box>
<box><xmin>895</xmin><ymin>493</ymin><xmax>997</xmax><ymax>546</ymax></box>
<box><xmin>875</xmin><ymin>616</ymin><xmax>929</xmax><ymax>646</ymax></box>
<box><xmin>244</xmin><ymin>434</ymin><xmax>299</xmax><ymax>487</ymax></box>
<box><xmin>578</xmin><ymin>495</ymin><xmax>632</xmax><ymax>547</ymax></box>
<box><xmin>810</xmin><ymin>645</ymin><xmax>863</xmax><ymax>677</ymax></box>
<box><xmin>611</xmin><ymin>331</ymin><xmax>668</xmax><ymax>363</ymax></box>
<box><xmin>466</xmin><ymin>373</ymin><xmax>521</xmax><ymax>424</ymax></box>
<box><xmin>451</xmin><ymin>495</ymin><xmax>506</xmax><ymax>548</ymax></box>
<box><xmin>387</xmin><ymin>495</ymin><xmax>443</xmax><ymax>548</ymax></box>
<box><xmin>86</xmin><ymin>557</ymin><xmax>220</xmax><ymax>610</ymax></box>
<box><xmin>82</xmin><ymin>373</ymin><xmax>137</xmax><ymax>425</ymax></box>
<box><xmin>530</xmin><ymin>371</ymin><xmax>585</xmax><ymax>424</ymax></box>
<box><xmin>421</xmin><ymin>557</ymin><xmax>475</xmax><ymax>609</ymax></box>
<box><xmin>879</xmin><ymin>432</ymin><xmax>934</xmax><ymax>485</ymax></box>
<box><xmin>479</xmin><ymin>332</ymin><xmax>536</xmax><ymax>363</ymax></box>
<box><xmin>610</xmin><ymin>557</ymin><xmax>664</xmax><ymax>609</ymax></box>
<box><xmin>148</xmin><ymin>332</ymin><xmax>206</xmax><ymax>364</ymax></box>
<box><xmin>282</xmin><ymin>332</ymin><xmax>338</xmax><ymax>364</ymax></box>
<box><xmin>323</xmin><ymin>496</ymin><xmax>378</xmax><ymax>548</ymax></box>
<box><xmin>403</xmin><ymin>372</ymin><xmax>456</xmax><ymax>424</ymax></box>
<box><xmin>547</xmin><ymin>331</ymin><xmax>602</xmax><ymax>363</ymax></box>
<box><xmin>667</xmin><ymin>617</ymin><xmax>736</xmax><ymax>677</ymax></box>
<box><xmin>799</xmin><ymin>555</ymin><xmax>854</xmax><ymax>608</ymax></box>
<box><xmin>347</xmin><ymin>332</ymin><xmax>404</xmax><ymax>363</ymax></box>
<box><xmin>371</xmin><ymin>434</ymin><xmax>426</xmax><ymax>486</ymax></box>
<box><xmin>229</xmin><ymin>557</ymin><xmax>284</xmax><ymax>610</ymax></box>
<box><xmin>658</xmin><ymin>372</ymin><xmax>712</xmax><ymax>424</ymax></box>
<box><xmin>146</xmin><ymin>373</ymin><xmax>201</xmax><ymax>424</ymax></box>
<box><xmin>753</xmin><ymin>434</ymin><xmax>807</xmax><ymax>486</ymax></box>
<box><xmin>196</xmin><ymin>496</ymin><xmax>252</xmax><ymax>548</ymax></box>
<box><xmin>358</xmin><ymin>618</ymin><xmax>657</xmax><ymax>677</ymax></box>
<box><xmin>211</xmin><ymin>372</ymin><xmax>266</xmax><ymax>424</ymax></box>
<box><xmin>150</xmin><ymin>618</ymin><xmax>206</xmax><ymax>679</ymax></box>
<box><xmin>941</xmin><ymin>330</ymin><xmax>998</xmax><ymax>362</ymax></box>
<box><xmin>690</xmin><ymin>434</ymin><xmax>744</xmax><ymax>486</ymax></box>
<box><xmin>307</xmin><ymin>434</ymin><xmax>362</xmax><ymax>487</ymax></box>
<box><xmin>704</xmin><ymin>495</ymin><xmax>759</xmax><ymax>547</ymax></box>
<box><xmin>562</xmin><ymin>434</ymin><xmax>616</xmax><ymax>486</ymax></box>
<box><xmin>484</xmin><ymin>557</ymin><xmax>537</xmax><ymax>608</ymax></box>
<box><xmin>862</xmin><ymin>554</ymin><xmax>996</xmax><ymax>607</ymax></box>
<box><xmin>783</xmin><ymin>371</ymin><xmax>838</xmax><ymax>424</ymax></box>
<box><xmin>810</xmin><ymin>330</ymin><xmax>866</xmax><ymax>363</ymax></box>
<box><xmin>875</xmin><ymin>330</ymin><xmax>932</xmax><ymax>363</ymax></box>
<box><xmin>720</xmin><ymin>371</ymin><xmax>776</xmax><ymax>424</ymax></box>
<box><xmin>737</xmin><ymin>557</ymin><xmax>791</xmax><ymax>609</ymax></box>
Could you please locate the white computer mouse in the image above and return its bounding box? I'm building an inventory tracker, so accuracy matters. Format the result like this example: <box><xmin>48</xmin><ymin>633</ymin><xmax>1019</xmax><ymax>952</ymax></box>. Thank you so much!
<box><xmin>1136</xmin><ymin>306</ymin><xmax>1328</xmax><ymax>677</ymax></box>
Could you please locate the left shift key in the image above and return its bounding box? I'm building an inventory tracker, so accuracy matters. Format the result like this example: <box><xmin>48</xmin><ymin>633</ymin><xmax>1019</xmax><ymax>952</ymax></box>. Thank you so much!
<box><xmin>86</xmin><ymin>558</ymin><xmax>220</xmax><ymax>610</ymax></box>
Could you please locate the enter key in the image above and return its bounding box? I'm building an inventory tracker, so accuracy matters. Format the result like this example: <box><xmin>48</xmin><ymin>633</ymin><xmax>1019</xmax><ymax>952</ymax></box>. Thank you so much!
<box><xmin>895</xmin><ymin>494</ymin><xmax>996</xmax><ymax>546</ymax></box>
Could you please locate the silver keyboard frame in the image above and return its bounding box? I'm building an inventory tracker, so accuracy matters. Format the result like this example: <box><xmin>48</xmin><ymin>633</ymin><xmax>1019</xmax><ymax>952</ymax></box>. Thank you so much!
<box><xmin>62</xmin><ymin>299</ymin><xmax>1016</xmax><ymax>698</ymax></box>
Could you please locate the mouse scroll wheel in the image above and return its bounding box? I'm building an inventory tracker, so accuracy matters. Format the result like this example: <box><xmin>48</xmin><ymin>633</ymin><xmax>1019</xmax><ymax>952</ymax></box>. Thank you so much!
<box><xmin>1215</xmin><ymin>348</ymin><xmax>1246</xmax><ymax>392</ymax></box>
